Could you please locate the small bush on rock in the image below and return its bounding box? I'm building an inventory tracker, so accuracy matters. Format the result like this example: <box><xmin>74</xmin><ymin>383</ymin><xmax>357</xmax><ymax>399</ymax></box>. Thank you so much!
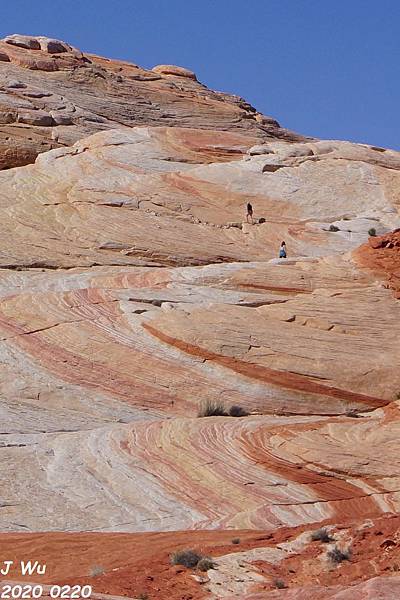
<box><xmin>229</xmin><ymin>405</ymin><xmax>249</xmax><ymax>417</ymax></box>
<box><xmin>197</xmin><ymin>557</ymin><xmax>216</xmax><ymax>572</ymax></box>
<box><xmin>329</xmin><ymin>225</ymin><xmax>340</xmax><ymax>232</ymax></box>
<box><xmin>345</xmin><ymin>408</ymin><xmax>359</xmax><ymax>418</ymax></box>
<box><xmin>170</xmin><ymin>549</ymin><xmax>203</xmax><ymax>568</ymax></box>
<box><xmin>311</xmin><ymin>528</ymin><xmax>333</xmax><ymax>543</ymax></box>
<box><xmin>368</xmin><ymin>228</ymin><xmax>377</xmax><ymax>236</ymax></box>
<box><xmin>274</xmin><ymin>579</ymin><xmax>287</xmax><ymax>589</ymax></box>
<box><xmin>231</xmin><ymin>538</ymin><xmax>241</xmax><ymax>545</ymax></box>
<box><xmin>327</xmin><ymin>546</ymin><xmax>351</xmax><ymax>564</ymax></box>
<box><xmin>198</xmin><ymin>400</ymin><xmax>228</xmax><ymax>417</ymax></box>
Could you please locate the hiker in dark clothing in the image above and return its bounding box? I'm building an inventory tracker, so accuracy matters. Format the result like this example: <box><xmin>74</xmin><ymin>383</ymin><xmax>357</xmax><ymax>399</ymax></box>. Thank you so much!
<box><xmin>246</xmin><ymin>202</ymin><xmax>253</xmax><ymax>223</ymax></box>
<box><xmin>279</xmin><ymin>241</ymin><xmax>287</xmax><ymax>258</ymax></box>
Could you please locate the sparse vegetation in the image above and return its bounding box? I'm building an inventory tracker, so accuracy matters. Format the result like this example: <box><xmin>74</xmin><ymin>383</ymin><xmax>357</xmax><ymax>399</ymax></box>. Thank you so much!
<box><xmin>170</xmin><ymin>549</ymin><xmax>216</xmax><ymax>572</ymax></box>
<box><xmin>231</xmin><ymin>537</ymin><xmax>241</xmax><ymax>545</ymax></box>
<box><xmin>329</xmin><ymin>225</ymin><xmax>340</xmax><ymax>232</ymax></box>
<box><xmin>258</xmin><ymin>217</ymin><xmax>266</xmax><ymax>224</ymax></box>
<box><xmin>396</xmin><ymin>391</ymin><xmax>400</xmax><ymax>400</ymax></box>
<box><xmin>273</xmin><ymin>579</ymin><xmax>287</xmax><ymax>589</ymax></box>
<box><xmin>368</xmin><ymin>227</ymin><xmax>377</xmax><ymax>237</ymax></box>
<box><xmin>229</xmin><ymin>405</ymin><xmax>249</xmax><ymax>417</ymax></box>
<box><xmin>197</xmin><ymin>557</ymin><xmax>216</xmax><ymax>572</ymax></box>
<box><xmin>137</xmin><ymin>594</ymin><xmax>149</xmax><ymax>600</ymax></box>
<box><xmin>170</xmin><ymin>549</ymin><xmax>203</xmax><ymax>568</ymax></box>
<box><xmin>89</xmin><ymin>565</ymin><xmax>105</xmax><ymax>577</ymax></box>
<box><xmin>327</xmin><ymin>545</ymin><xmax>351</xmax><ymax>564</ymax></box>
<box><xmin>198</xmin><ymin>401</ymin><xmax>250</xmax><ymax>418</ymax></box>
<box><xmin>345</xmin><ymin>408</ymin><xmax>360</xmax><ymax>418</ymax></box>
<box><xmin>311</xmin><ymin>527</ymin><xmax>333</xmax><ymax>543</ymax></box>
<box><xmin>198</xmin><ymin>400</ymin><xmax>228</xmax><ymax>417</ymax></box>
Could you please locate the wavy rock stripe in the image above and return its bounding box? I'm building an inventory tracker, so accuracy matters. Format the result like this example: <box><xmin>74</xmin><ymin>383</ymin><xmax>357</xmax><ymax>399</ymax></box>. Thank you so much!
<box><xmin>0</xmin><ymin>292</ymin><xmax>284</xmax><ymax>417</ymax></box>
<box><xmin>0</xmin><ymin>305</ymin><xmax>179</xmax><ymax>412</ymax></box>
<box><xmin>1</xmin><ymin>124</ymin><xmax>399</xmax><ymax>270</ymax></box>
<box><xmin>0</xmin><ymin>251</ymin><xmax>398</xmax><ymax>427</ymax></box>
<box><xmin>2</xmin><ymin>413</ymin><xmax>399</xmax><ymax>532</ymax></box>
<box><xmin>143</xmin><ymin>323</ymin><xmax>388</xmax><ymax>411</ymax></box>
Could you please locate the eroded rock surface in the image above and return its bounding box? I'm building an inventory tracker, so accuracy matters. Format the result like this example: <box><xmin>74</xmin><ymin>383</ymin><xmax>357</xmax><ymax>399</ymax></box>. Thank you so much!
<box><xmin>0</xmin><ymin>34</ymin><xmax>303</xmax><ymax>170</ymax></box>
<box><xmin>3</xmin><ymin>515</ymin><xmax>400</xmax><ymax>599</ymax></box>
<box><xmin>0</xmin><ymin>33</ymin><xmax>399</xmax><ymax>599</ymax></box>
<box><xmin>1</xmin><ymin>126</ymin><xmax>399</xmax><ymax>269</ymax></box>
<box><xmin>354</xmin><ymin>229</ymin><xmax>400</xmax><ymax>297</ymax></box>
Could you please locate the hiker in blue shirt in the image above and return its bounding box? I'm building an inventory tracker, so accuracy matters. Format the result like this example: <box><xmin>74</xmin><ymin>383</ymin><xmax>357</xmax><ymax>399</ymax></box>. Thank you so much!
<box><xmin>279</xmin><ymin>241</ymin><xmax>287</xmax><ymax>258</ymax></box>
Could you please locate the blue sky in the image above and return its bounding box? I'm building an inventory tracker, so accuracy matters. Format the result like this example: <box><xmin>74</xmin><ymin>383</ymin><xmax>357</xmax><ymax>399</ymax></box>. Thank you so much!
<box><xmin>1</xmin><ymin>0</ymin><xmax>399</xmax><ymax>149</ymax></box>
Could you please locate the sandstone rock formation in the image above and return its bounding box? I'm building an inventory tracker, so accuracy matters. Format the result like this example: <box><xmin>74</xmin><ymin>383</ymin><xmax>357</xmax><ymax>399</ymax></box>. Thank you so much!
<box><xmin>0</xmin><ymin>34</ymin><xmax>399</xmax><ymax>599</ymax></box>
<box><xmin>354</xmin><ymin>229</ymin><xmax>400</xmax><ymax>298</ymax></box>
<box><xmin>0</xmin><ymin>34</ymin><xmax>303</xmax><ymax>170</ymax></box>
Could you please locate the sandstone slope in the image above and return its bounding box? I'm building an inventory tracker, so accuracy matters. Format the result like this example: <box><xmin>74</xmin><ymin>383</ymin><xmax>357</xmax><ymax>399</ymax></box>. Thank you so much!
<box><xmin>0</xmin><ymin>34</ymin><xmax>302</xmax><ymax>170</ymax></box>
<box><xmin>0</xmin><ymin>34</ymin><xmax>400</xmax><ymax>600</ymax></box>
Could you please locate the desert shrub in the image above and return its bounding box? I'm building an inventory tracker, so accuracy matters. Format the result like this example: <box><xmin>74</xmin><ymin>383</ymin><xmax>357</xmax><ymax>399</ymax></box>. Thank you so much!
<box><xmin>197</xmin><ymin>557</ymin><xmax>216</xmax><ymax>572</ymax></box>
<box><xmin>329</xmin><ymin>225</ymin><xmax>340</xmax><ymax>232</ymax></box>
<box><xmin>345</xmin><ymin>408</ymin><xmax>359</xmax><ymax>418</ymax></box>
<box><xmin>231</xmin><ymin>538</ymin><xmax>241</xmax><ymax>545</ymax></box>
<box><xmin>229</xmin><ymin>405</ymin><xmax>249</xmax><ymax>417</ymax></box>
<box><xmin>327</xmin><ymin>546</ymin><xmax>351</xmax><ymax>564</ymax></box>
<box><xmin>368</xmin><ymin>228</ymin><xmax>377</xmax><ymax>236</ymax></box>
<box><xmin>198</xmin><ymin>400</ymin><xmax>227</xmax><ymax>417</ymax></box>
<box><xmin>89</xmin><ymin>565</ymin><xmax>105</xmax><ymax>577</ymax></box>
<box><xmin>137</xmin><ymin>595</ymin><xmax>149</xmax><ymax>600</ymax></box>
<box><xmin>258</xmin><ymin>217</ymin><xmax>266</xmax><ymax>224</ymax></box>
<box><xmin>273</xmin><ymin>579</ymin><xmax>287</xmax><ymax>589</ymax></box>
<box><xmin>170</xmin><ymin>549</ymin><xmax>203</xmax><ymax>568</ymax></box>
<box><xmin>311</xmin><ymin>528</ymin><xmax>333</xmax><ymax>543</ymax></box>
<box><xmin>396</xmin><ymin>392</ymin><xmax>400</xmax><ymax>400</ymax></box>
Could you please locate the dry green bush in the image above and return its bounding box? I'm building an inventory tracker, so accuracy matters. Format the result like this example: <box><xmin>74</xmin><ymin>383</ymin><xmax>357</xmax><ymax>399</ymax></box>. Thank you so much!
<box><xmin>170</xmin><ymin>549</ymin><xmax>203</xmax><ymax>568</ymax></box>
<box><xmin>311</xmin><ymin>528</ymin><xmax>333</xmax><ymax>543</ymax></box>
<box><xmin>198</xmin><ymin>400</ymin><xmax>227</xmax><ymax>417</ymax></box>
<box><xmin>327</xmin><ymin>546</ymin><xmax>351</xmax><ymax>564</ymax></box>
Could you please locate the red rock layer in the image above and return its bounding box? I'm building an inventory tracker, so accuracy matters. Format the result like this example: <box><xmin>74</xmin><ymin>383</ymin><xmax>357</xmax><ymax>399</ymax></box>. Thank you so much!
<box><xmin>354</xmin><ymin>229</ymin><xmax>400</xmax><ymax>298</ymax></box>
<box><xmin>2</xmin><ymin>515</ymin><xmax>400</xmax><ymax>599</ymax></box>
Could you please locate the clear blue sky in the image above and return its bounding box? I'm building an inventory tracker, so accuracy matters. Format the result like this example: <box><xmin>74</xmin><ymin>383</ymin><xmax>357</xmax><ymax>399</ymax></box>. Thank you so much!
<box><xmin>2</xmin><ymin>0</ymin><xmax>399</xmax><ymax>149</ymax></box>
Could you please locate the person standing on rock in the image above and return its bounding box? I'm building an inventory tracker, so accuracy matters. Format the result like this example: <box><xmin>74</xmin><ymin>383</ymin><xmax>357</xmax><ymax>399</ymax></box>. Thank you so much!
<box><xmin>246</xmin><ymin>202</ymin><xmax>254</xmax><ymax>224</ymax></box>
<box><xmin>279</xmin><ymin>241</ymin><xmax>287</xmax><ymax>258</ymax></box>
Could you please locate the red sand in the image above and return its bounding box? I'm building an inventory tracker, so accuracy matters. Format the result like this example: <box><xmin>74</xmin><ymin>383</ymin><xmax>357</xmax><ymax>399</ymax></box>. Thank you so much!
<box><xmin>1</xmin><ymin>515</ymin><xmax>400</xmax><ymax>599</ymax></box>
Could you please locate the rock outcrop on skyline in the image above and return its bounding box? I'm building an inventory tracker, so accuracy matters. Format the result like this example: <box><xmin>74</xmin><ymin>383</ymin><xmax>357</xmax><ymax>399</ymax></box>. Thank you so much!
<box><xmin>0</xmin><ymin>34</ymin><xmax>302</xmax><ymax>170</ymax></box>
<box><xmin>0</xmin><ymin>35</ymin><xmax>399</xmax><ymax>599</ymax></box>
